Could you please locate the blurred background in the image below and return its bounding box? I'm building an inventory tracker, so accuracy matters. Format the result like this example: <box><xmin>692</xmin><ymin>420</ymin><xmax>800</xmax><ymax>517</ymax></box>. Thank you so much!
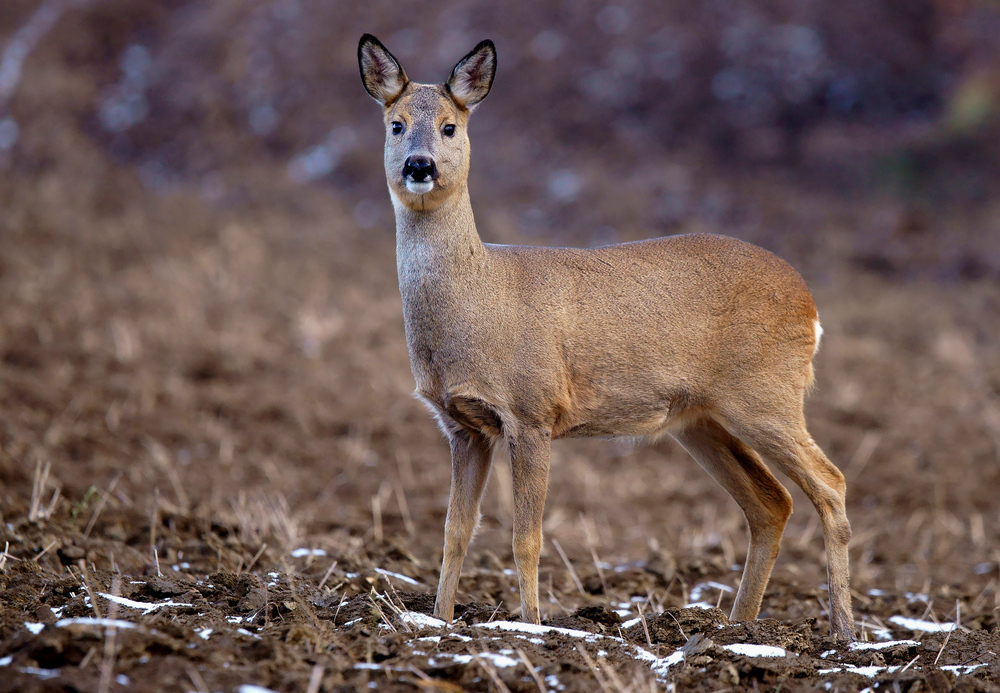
<box><xmin>2</xmin><ymin>0</ymin><xmax>1000</xmax><ymax>605</ymax></box>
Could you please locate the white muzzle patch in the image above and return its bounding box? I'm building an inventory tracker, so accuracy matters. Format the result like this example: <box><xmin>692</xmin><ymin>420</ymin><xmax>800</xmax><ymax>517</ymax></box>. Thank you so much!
<box><xmin>405</xmin><ymin>180</ymin><xmax>434</xmax><ymax>194</ymax></box>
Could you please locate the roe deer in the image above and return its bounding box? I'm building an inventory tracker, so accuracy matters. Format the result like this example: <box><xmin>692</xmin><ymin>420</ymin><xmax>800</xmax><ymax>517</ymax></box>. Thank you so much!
<box><xmin>358</xmin><ymin>34</ymin><xmax>856</xmax><ymax>640</ymax></box>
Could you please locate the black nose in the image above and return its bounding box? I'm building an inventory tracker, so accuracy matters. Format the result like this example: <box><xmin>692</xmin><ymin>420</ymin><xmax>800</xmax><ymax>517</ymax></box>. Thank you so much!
<box><xmin>403</xmin><ymin>155</ymin><xmax>439</xmax><ymax>182</ymax></box>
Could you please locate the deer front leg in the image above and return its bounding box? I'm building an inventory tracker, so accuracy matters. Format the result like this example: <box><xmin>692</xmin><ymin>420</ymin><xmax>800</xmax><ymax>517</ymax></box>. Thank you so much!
<box><xmin>434</xmin><ymin>430</ymin><xmax>495</xmax><ymax>622</ymax></box>
<box><xmin>508</xmin><ymin>428</ymin><xmax>551</xmax><ymax>624</ymax></box>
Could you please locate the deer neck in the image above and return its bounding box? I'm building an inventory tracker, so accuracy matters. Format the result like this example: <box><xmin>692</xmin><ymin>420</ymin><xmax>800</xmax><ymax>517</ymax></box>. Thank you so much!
<box><xmin>393</xmin><ymin>185</ymin><xmax>487</xmax><ymax>294</ymax></box>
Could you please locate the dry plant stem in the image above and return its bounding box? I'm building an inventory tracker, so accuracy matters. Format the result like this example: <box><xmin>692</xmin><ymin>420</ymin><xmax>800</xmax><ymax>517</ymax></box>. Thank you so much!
<box><xmin>516</xmin><ymin>648</ymin><xmax>547</xmax><ymax>693</ymax></box>
<box><xmin>84</xmin><ymin>472</ymin><xmax>122</xmax><ymax>539</ymax></box>
<box><xmin>933</xmin><ymin>628</ymin><xmax>954</xmax><ymax>666</ymax></box>
<box><xmin>375</xmin><ymin>587</ymin><xmax>412</xmax><ymax>633</ymax></box>
<box><xmin>244</xmin><ymin>542</ymin><xmax>268</xmax><ymax>573</ymax></box>
<box><xmin>97</xmin><ymin>576</ymin><xmax>122</xmax><ymax>693</ymax></box>
<box><xmin>407</xmin><ymin>665</ymin><xmax>464</xmax><ymax>693</ymax></box>
<box><xmin>552</xmin><ymin>538</ymin><xmax>585</xmax><ymax>596</ymax></box>
<box><xmin>394</xmin><ymin>478</ymin><xmax>415</xmax><ymax>536</ymax></box>
<box><xmin>80</xmin><ymin>561</ymin><xmax>103</xmax><ymax>619</ymax></box>
<box><xmin>186</xmin><ymin>667</ymin><xmax>210</xmax><ymax>693</ymax></box>
<box><xmin>305</xmin><ymin>664</ymin><xmax>323</xmax><ymax>693</ymax></box>
<box><xmin>470</xmin><ymin>648</ymin><xmax>512</xmax><ymax>693</ymax></box>
<box><xmin>318</xmin><ymin>560</ymin><xmax>339</xmax><ymax>590</ymax></box>
<box><xmin>333</xmin><ymin>592</ymin><xmax>347</xmax><ymax>624</ymax></box>
<box><xmin>581</xmin><ymin>517</ymin><xmax>611</xmax><ymax>604</ymax></box>
<box><xmin>372</xmin><ymin>494</ymin><xmax>383</xmax><ymax>544</ymax></box>
<box><xmin>78</xmin><ymin>646</ymin><xmax>97</xmax><ymax>670</ymax></box>
<box><xmin>899</xmin><ymin>654</ymin><xmax>921</xmax><ymax>674</ymax></box>
<box><xmin>667</xmin><ymin>610</ymin><xmax>687</xmax><ymax>640</ymax></box>
<box><xmin>637</xmin><ymin>600</ymin><xmax>653</xmax><ymax>648</ymax></box>
<box><xmin>576</xmin><ymin>644</ymin><xmax>613</xmax><ymax>693</ymax></box>
<box><xmin>32</xmin><ymin>540</ymin><xmax>57</xmax><ymax>562</ymax></box>
<box><xmin>29</xmin><ymin>459</ymin><xmax>52</xmax><ymax>523</ymax></box>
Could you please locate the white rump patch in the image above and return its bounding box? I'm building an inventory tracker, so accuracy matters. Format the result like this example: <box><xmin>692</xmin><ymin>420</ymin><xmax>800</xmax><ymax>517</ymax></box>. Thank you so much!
<box><xmin>405</xmin><ymin>180</ymin><xmax>434</xmax><ymax>194</ymax></box>
<box><xmin>813</xmin><ymin>318</ymin><xmax>824</xmax><ymax>355</ymax></box>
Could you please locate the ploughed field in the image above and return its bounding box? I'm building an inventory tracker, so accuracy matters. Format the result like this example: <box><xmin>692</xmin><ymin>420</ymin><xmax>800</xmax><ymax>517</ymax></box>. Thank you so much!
<box><xmin>1</xmin><ymin>164</ymin><xmax>999</xmax><ymax>692</ymax></box>
<box><xmin>2</xmin><ymin>1</ymin><xmax>1000</xmax><ymax>687</ymax></box>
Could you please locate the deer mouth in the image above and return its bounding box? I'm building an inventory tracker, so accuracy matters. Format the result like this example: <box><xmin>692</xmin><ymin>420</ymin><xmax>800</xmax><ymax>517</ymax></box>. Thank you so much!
<box><xmin>405</xmin><ymin>180</ymin><xmax>435</xmax><ymax>194</ymax></box>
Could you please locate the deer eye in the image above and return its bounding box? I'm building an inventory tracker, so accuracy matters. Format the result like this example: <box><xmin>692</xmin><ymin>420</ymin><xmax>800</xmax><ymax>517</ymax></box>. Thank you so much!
<box><xmin>391</xmin><ymin>121</ymin><xmax>404</xmax><ymax>135</ymax></box>
<box><xmin>442</xmin><ymin>124</ymin><xmax>456</xmax><ymax>137</ymax></box>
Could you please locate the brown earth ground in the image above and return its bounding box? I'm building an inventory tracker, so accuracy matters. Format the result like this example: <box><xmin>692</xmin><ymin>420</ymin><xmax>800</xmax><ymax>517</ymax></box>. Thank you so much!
<box><xmin>2</xmin><ymin>2</ymin><xmax>1000</xmax><ymax>691</ymax></box>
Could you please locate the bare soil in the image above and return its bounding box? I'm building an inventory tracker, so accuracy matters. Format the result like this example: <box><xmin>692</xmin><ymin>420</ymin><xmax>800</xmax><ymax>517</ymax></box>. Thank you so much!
<box><xmin>2</xmin><ymin>2</ymin><xmax>1000</xmax><ymax>691</ymax></box>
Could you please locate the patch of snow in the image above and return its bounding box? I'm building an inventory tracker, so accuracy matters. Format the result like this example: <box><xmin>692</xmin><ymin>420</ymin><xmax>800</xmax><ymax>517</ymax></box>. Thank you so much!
<box><xmin>545</xmin><ymin>673</ymin><xmax>566</xmax><ymax>690</ymax></box>
<box><xmin>888</xmin><ymin>616</ymin><xmax>957</xmax><ymax>633</ymax></box>
<box><xmin>342</xmin><ymin>618</ymin><xmax>361</xmax><ymax>627</ymax></box>
<box><xmin>21</xmin><ymin>666</ymin><xmax>61</xmax><ymax>680</ymax></box>
<box><xmin>0</xmin><ymin>655</ymin><xmax>12</xmax><ymax>666</ymax></box>
<box><xmin>238</xmin><ymin>686</ymin><xmax>281</xmax><ymax>693</ymax></box>
<box><xmin>417</xmin><ymin>636</ymin><xmax>441</xmax><ymax>643</ymax></box>
<box><xmin>688</xmin><ymin>581</ymin><xmax>735</xmax><ymax>603</ymax></box>
<box><xmin>723</xmin><ymin>643</ymin><xmax>787</xmax><ymax>658</ymax></box>
<box><xmin>479</xmin><ymin>652</ymin><xmax>519</xmax><ymax>668</ymax></box>
<box><xmin>399</xmin><ymin>612</ymin><xmax>447</xmax><ymax>629</ymax></box>
<box><xmin>848</xmin><ymin>639</ymin><xmax>918</xmax><ymax>651</ymax></box>
<box><xmin>196</xmin><ymin>628</ymin><xmax>213</xmax><ymax>640</ymax></box>
<box><xmin>941</xmin><ymin>664</ymin><xmax>987</xmax><ymax>675</ymax></box>
<box><xmin>116</xmin><ymin>674</ymin><xmax>130</xmax><ymax>686</ymax></box>
<box><xmin>236</xmin><ymin>628</ymin><xmax>261</xmax><ymax>640</ymax></box>
<box><xmin>905</xmin><ymin>592</ymin><xmax>929</xmax><ymax>603</ymax></box>
<box><xmin>620</xmin><ymin>617</ymin><xmax>642</xmax><ymax>629</ymax></box>
<box><xmin>429</xmin><ymin>653</ymin><xmax>473</xmax><ymax>666</ymax></box>
<box><xmin>429</xmin><ymin>651</ymin><xmax>520</xmax><ymax>668</ymax></box>
<box><xmin>171</xmin><ymin>562</ymin><xmax>191</xmax><ymax>571</ymax></box>
<box><xmin>290</xmin><ymin>548</ymin><xmax>328</xmax><ymax>558</ymax></box>
<box><xmin>98</xmin><ymin>593</ymin><xmax>192</xmax><ymax>614</ymax></box>
<box><xmin>820</xmin><ymin>649</ymin><xmax>836</xmax><ymax>658</ymax></box>
<box><xmin>819</xmin><ymin>665</ymin><xmax>900</xmax><ymax>677</ymax></box>
<box><xmin>503</xmin><ymin>568</ymin><xmax>516</xmax><ymax>576</ymax></box>
<box><xmin>55</xmin><ymin>618</ymin><xmax>137</xmax><ymax>630</ymax></box>
<box><xmin>474</xmin><ymin>621</ymin><xmax>599</xmax><ymax>641</ymax></box>
<box><xmin>867</xmin><ymin>588</ymin><xmax>887</xmax><ymax>597</ymax></box>
<box><xmin>345</xmin><ymin>572</ymin><xmax>360</xmax><ymax>578</ymax></box>
<box><xmin>447</xmin><ymin>633</ymin><xmax>472</xmax><ymax>642</ymax></box>
<box><xmin>632</xmin><ymin>647</ymin><xmax>685</xmax><ymax>677</ymax></box>
<box><xmin>614</xmin><ymin>609</ymin><xmax>631</xmax><ymax>617</ymax></box>
<box><xmin>353</xmin><ymin>662</ymin><xmax>410</xmax><ymax>673</ymax></box>
<box><xmin>25</xmin><ymin>622</ymin><xmax>44</xmax><ymax>634</ymax></box>
<box><xmin>684</xmin><ymin>601</ymin><xmax>715</xmax><ymax>609</ymax></box>
<box><xmin>226</xmin><ymin>616</ymin><xmax>243</xmax><ymax>624</ymax></box>
<box><xmin>374</xmin><ymin>568</ymin><xmax>420</xmax><ymax>585</ymax></box>
<box><xmin>871</xmin><ymin>628</ymin><xmax>893</xmax><ymax>640</ymax></box>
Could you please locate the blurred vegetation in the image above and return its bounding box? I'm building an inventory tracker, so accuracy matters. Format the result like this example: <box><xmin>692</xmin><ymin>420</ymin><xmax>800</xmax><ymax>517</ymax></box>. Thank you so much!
<box><xmin>0</xmin><ymin>0</ymin><xmax>998</xmax><ymax>277</ymax></box>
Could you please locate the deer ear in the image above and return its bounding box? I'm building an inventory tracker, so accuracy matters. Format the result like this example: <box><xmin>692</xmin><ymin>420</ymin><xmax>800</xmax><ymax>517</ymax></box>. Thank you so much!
<box><xmin>359</xmin><ymin>34</ymin><xmax>408</xmax><ymax>106</ymax></box>
<box><xmin>446</xmin><ymin>40</ymin><xmax>496</xmax><ymax>110</ymax></box>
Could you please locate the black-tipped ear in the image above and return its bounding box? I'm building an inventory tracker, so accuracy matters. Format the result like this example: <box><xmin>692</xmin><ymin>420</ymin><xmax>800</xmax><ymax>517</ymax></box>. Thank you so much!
<box><xmin>359</xmin><ymin>34</ymin><xmax>408</xmax><ymax>106</ymax></box>
<box><xmin>446</xmin><ymin>39</ymin><xmax>496</xmax><ymax>110</ymax></box>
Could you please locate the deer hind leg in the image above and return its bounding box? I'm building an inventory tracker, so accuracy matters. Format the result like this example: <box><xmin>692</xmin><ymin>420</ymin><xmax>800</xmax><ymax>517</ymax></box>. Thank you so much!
<box><xmin>507</xmin><ymin>427</ymin><xmax>551</xmax><ymax>624</ymax></box>
<box><xmin>672</xmin><ymin>418</ymin><xmax>793</xmax><ymax>622</ymax></box>
<box><xmin>434</xmin><ymin>430</ymin><xmax>495</xmax><ymax>622</ymax></box>
<box><xmin>723</xmin><ymin>414</ymin><xmax>855</xmax><ymax>640</ymax></box>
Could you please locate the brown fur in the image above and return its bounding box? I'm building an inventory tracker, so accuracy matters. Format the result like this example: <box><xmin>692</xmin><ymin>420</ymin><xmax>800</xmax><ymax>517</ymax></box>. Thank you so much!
<box><xmin>359</xmin><ymin>34</ymin><xmax>856</xmax><ymax>640</ymax></box>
